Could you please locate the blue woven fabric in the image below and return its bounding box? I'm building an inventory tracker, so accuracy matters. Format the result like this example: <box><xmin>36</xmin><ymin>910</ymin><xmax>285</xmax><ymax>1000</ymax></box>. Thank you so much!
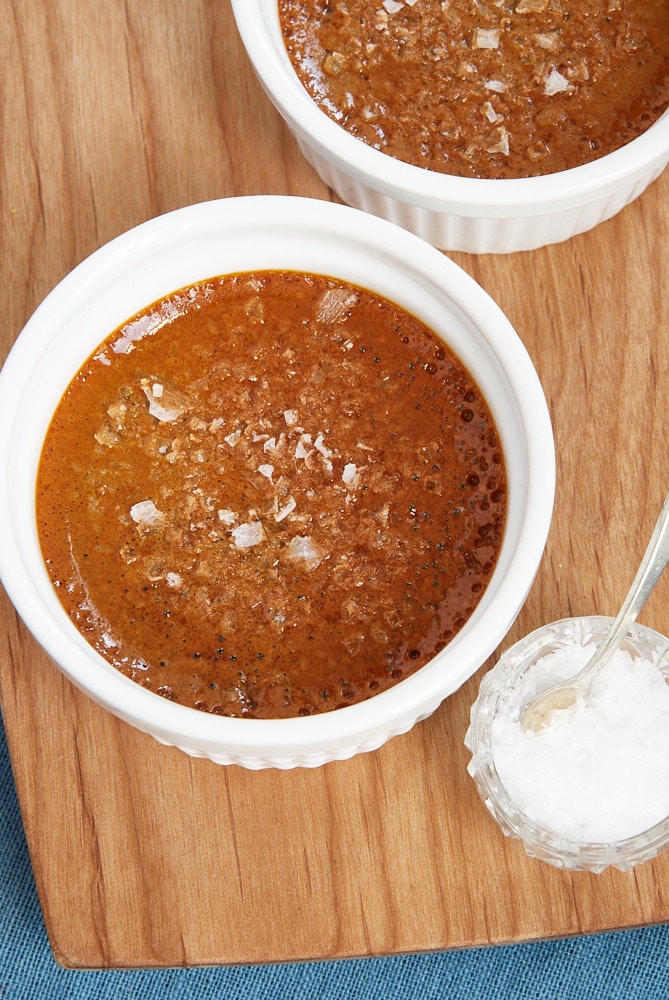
<box><xmin>2</xmin><ymin>711</ymin><xmax>669</xmax><ymax>1000</ymax></box>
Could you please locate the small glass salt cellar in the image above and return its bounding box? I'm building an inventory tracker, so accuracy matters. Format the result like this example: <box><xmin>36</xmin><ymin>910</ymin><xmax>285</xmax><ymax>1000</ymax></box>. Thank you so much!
<box><xmin>465</xmin><ymin>616</ymin><xmax>669</xmax><ymax>873</ymax></box>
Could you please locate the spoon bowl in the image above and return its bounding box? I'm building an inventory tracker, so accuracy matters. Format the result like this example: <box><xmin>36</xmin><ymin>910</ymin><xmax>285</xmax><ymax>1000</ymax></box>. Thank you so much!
<box><xmin>521</xmin><ymin>490</ymin><xmax>669</xmax><ymax>732</ymax></box>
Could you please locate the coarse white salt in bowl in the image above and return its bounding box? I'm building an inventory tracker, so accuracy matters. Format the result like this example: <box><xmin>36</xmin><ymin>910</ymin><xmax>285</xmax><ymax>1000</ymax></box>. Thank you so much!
<box><xmin>231</xmin><ymin>0</ymin><xmax>669</xmax><ymax>254</ymax></box>
<box><xmin>0</xmin><ymin>196</ymin><xmax>554</xmax><ymax>769</ymax></box>
<box><xmin>466</xmin><ymin>616</ymin><xmax>669</xmax><ymax>872</ymax></box>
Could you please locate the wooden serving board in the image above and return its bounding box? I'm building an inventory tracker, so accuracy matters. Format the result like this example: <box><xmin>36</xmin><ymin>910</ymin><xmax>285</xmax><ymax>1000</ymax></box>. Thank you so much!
<box><xmin>3</xmin><ymin>0</ymin><xmax>669</xmax><ymax>969</ymax></box>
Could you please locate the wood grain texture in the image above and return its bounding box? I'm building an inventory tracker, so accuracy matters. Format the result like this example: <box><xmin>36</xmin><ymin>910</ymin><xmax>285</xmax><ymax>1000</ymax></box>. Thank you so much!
<box><xmin>2</xmin><ymin>0</ymin><xmax>669</xmax><ymax>970</ymax></box>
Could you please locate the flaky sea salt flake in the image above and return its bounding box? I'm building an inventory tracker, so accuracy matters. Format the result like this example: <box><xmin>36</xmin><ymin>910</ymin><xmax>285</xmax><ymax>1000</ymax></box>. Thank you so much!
<box><xmin>224</xmin><ymin>429</ymin><xmax>242</xmax><ymax>448</ymax></box>
<box><xmin>130</xmin><ymin>499</ymin><xmax>164</xmax><ymax>528</ymax></box>
<box><xmin>485</xmin><ymin>125</ymin><xmax>509</xmax><ymax>155</ymax></box>
<box><xmin>285</xmin><ymin>535</ymin><xmax>323</xmax><ymax>571</ymax></box>
<box><xmin>94</xmin><ymin>426</ymin><xmax>120</xmax><ymax>448</ymax></box>
<box><xmin>533</xmin><ymin>31</ymin><xmax>559</xmax><ymax>52</ymax></box>
<box><xmin>482</xmin><ymin>101</ymin><xmax>502</xmax><ymax>123</ymax></box>
<box><xmin>295</xmin><ymin>434</ymin><xmax>313</xmax><ymax>460</ymax></box>
<box><xmin>316</xmin><ymin>287</ymin><xmax>359</xmax><ymax>324</ymax></box>
<box><xmin>342</xmin><ymin>463</ymin><xmax>360</xmax><ymax>488</ymax></box>
<box><xmin>231</xmin><ymin>521</ymin><xmax>265</xmax><ymax>549</ymax></box>
<box><xmin>140</xmin><ymin>379</ymin><xmax>190</xmax><ymax>423</ymax></box>
<box><xmin>314</xmin><ymin>434</ymin><xmax>332</xmax><ymax>459</ymax></box>
<box><xmin>474</xmin><ymin>28</ymin><xmax>501</xmax><ymax>49</ymax></box>
<box><xmin>544</xmin><ymin>67</ymin><xmax>571</xmax><ymax>95</ymax></box>
<box><xmin>274</xmin><ymin>496</ymin><xmax>297</xmax><ymax>522</ymax></box>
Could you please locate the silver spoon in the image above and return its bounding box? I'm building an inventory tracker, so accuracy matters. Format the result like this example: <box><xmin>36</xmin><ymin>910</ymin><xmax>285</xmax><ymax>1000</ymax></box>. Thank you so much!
<box><xmin>520</xmin><ymin>490</ymin><xmax>669</xmax><ymax>733</ymax></box>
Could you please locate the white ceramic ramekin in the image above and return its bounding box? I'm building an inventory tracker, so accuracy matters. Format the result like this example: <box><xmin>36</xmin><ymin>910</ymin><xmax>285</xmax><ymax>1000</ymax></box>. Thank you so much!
<box><xmin>466</xmin><ymin>617</ymin><xmax>669</xmax><ymax>872</ymax></box>
<box><xmin>231</xmin><ymin>1</ymin><xmax>669</xmax><ymax>254</ymax></box>
<box><xmin>0</xmin><ymin>196</ymin><xmax>554</xmax><ymax>768</ymax></box>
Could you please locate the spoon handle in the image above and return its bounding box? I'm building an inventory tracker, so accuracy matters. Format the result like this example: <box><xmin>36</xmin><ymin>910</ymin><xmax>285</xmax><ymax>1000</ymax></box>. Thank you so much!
<box><xmin>578</xmin><ymin>490</ymin><xmax>669</xmax><ymax>689</ymax></box>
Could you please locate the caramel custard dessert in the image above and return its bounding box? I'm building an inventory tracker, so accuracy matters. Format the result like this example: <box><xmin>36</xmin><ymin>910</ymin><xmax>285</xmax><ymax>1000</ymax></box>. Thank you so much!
<box><xmin>37</xmin><ymin>271</ymin><xmax>506</xmax><ymax>718</ymax></box>
<box><xmin>279</xmin><ymin>0</ymin><xmax>669</xmax><ymax>179</ymax></box>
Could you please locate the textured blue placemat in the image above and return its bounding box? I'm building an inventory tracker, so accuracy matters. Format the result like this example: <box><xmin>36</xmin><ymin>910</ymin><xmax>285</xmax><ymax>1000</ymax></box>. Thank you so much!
<box><xmin>2</xmin><ymin>710</ymin><xmax>668</xmax><ymax>1000</ymax></box>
